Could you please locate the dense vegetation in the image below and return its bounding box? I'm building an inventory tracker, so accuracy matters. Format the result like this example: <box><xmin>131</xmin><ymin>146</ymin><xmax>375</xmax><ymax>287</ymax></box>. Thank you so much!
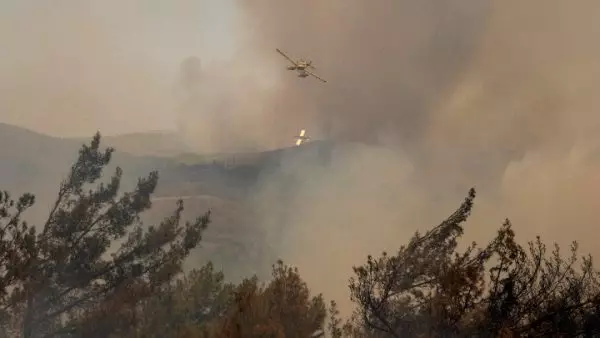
<box><xmin>1</xmin><ymin>135</ymin><xmax>600</xmax><ymax>337</ymax></box>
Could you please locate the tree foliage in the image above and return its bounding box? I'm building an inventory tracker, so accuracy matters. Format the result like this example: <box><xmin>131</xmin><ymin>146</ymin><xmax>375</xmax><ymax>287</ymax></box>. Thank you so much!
<box><xmin>213</xmin><ymin>260</ymin><xmax>327</xmax><ymax>338</ymax></box>
<box><xmin>348</xmin><ymin>188</ymin><xmax>600</xmax><ymax>337</ymax></box>
<box><xmin>0</xmin><ymin>133</ymin><xmax>211</xmax><ymax>338</ymax></box>
<box><xmin>66</xmin><ymin>262</ymin><xmax>234</xmax><ymax>338</ymax></box>
<box><xmin>71</xmin><ymin>260</ymin><xmax>328</xmax><ymax>338</ymax></box>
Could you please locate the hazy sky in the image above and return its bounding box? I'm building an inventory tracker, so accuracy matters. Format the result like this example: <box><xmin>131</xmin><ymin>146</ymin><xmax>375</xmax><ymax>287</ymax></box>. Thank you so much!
<box><xmin>0</xmin><ymin>0</ymin><xmax>240</xmax><ymax>137</ymax></box>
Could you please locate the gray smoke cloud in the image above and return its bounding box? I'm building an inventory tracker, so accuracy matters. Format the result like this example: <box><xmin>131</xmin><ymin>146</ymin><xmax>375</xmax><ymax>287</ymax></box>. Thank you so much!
<box><xmin>236</xmin><ymin>0</ymin><xmax>600</xmax><ymax>315</ymax></box>
<box><xmin>2</xmin><ymin>0</ymin><xmax>600</xmax><ymax>318</ymax></box>
<box><xmin>238</xmin><ymin>0</ymin><xmax>490</xmax><ymax>145</ymax></box>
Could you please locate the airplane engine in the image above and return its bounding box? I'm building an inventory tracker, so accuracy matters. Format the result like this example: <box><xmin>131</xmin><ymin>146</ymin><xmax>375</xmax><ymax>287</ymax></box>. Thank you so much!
<box><xmin>287</xmin><ymin>66</ymin><xmax>296</xmax><ymax>70</ymax></box>
<box><xmin>298</xmin><ymin>73</ymin><xmax>309</xmax><ymax>78</ymax></box>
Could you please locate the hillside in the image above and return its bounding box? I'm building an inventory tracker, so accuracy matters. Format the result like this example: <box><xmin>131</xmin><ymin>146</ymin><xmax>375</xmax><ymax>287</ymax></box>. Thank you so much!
<box><xmin>0</xmin><ymin>123</ymin><xmax>334</xmax><ymax>196</ymax></box>
<box><xmin>0</xmin><ymin>123</ymin><xmax>331</xmax><ymax>278</ymax></box>
<box><xmin>0</xmin><ymin>124</ymin><xmax>173</xmax><ymax>201</ymax></box>
<box><xmin>73</xmin><ymin>130</ymin><xmax>187</xmax><ymax>157</ymax></box>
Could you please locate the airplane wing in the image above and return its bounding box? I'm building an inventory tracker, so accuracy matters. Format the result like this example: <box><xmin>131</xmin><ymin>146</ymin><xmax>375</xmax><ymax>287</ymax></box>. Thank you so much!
<box><xmin>276</xmin><ymin>48</ymin><xmax>298</xmax><ymax>66</ymax></box>
<box><xmin>305</xmin><ymin>69</ymin><xmax>327</xmax><ymax>83</ymax></box>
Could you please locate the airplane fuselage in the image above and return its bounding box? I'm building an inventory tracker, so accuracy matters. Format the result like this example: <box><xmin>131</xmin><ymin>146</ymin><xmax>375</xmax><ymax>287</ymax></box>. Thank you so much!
<box><xmin>287</xmin><ymin>65</ymin><xmax>307</xmax><ymax>70</ymax></box>
<box><xmin>286</xmin><ymin>66</ymin><xmax>310</xmax><ymax>77</ymax></box>
<box><xmin>277</xmin><ymin>49</ymin><xmax>325</xmax><ymax>82</ymax></box>
<box><xmin>286</xmin><ymin>60</ymin><xmax>310</xmax><ymax>71</ymax></box>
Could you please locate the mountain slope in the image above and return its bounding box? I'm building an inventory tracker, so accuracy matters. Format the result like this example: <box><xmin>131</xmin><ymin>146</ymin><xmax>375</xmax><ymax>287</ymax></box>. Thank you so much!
<box><xmin>0</xmin><ymin>123</ymin><xmax>336</xmax><ymax>272</ymax></box>
<box><xmin>0</xmin><ymin>123</ymin><xmax>328</xmax><ymax>278</ymax></box>
<box><xmin>72</xmin><ymin>130</ymin><xmax>187</xmax><ymax>157</ymax></box>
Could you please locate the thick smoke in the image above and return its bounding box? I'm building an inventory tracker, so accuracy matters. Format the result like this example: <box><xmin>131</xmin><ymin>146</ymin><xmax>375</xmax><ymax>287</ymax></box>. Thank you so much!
<box><xmin>239</xmin><ymin>0</ymin><xmax>600</xmax><ymax>315</ymax></box>
<box><xmin>238</xmin><ymin>0</ymin><xmax>490</xmax><ymax>145</ymax></box>
<box><xmin>174</xmin><ymin>54</ymin><xmax>285</xmax><ymax>153</ymax></box>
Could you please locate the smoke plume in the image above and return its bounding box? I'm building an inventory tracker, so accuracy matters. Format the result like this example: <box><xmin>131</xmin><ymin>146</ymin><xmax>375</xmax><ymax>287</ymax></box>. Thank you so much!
<box><xmin>237</xmin><ymin>0</ymin><xmax>600</xmax><ymax>315</ymax></box>
<box><xmin>3</xmin><ymin>0</ymin><xmax>600</xmax><ymax>318</ymax></box>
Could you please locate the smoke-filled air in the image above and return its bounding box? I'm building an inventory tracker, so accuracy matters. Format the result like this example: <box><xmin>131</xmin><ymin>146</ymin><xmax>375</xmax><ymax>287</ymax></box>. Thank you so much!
<box><xmin>2</xmin><ymin>0</ymin><xmax>600</xmax><ymax>336</ymax></box>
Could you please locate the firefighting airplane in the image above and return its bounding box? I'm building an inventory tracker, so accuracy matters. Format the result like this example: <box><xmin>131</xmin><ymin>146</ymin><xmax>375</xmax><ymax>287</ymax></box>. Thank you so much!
<box><xmin>276</xmin><ymin>48</ymin><xmax>327</xmax><ymax>83</ymax></box>
<box><xmin>294</xmin><ymin>129</ymin><xmax>311</xmax><ymax>146</ymax></box>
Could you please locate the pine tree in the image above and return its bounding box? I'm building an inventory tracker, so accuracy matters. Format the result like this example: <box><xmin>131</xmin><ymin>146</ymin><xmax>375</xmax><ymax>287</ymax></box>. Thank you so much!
<box><xmin>0</xmin><ymin>133</ymin><xmax>210</xmax><ymax>337</ymax></box>
<box><xmin>349</xmin><ymin>188</ymin><xmax>600</xmax><ymax>337</ymax></box>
